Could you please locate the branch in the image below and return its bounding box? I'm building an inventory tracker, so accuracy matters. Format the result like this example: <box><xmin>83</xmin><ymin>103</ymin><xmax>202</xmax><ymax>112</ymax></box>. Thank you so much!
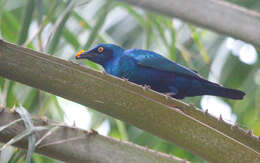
<box><xmin>0</xmin><ymin>40</ymin><xmax>259</xmax><ymax>162</ymax></box>
<box><xmin>0</xmin><ymin>107</ymin><xmax>185</xmax><ymax>163</ymax></box>
<box><xmin>115</xmin><ymin>0</ymin><xmax>260</xmax><ymax>48</ymax></box>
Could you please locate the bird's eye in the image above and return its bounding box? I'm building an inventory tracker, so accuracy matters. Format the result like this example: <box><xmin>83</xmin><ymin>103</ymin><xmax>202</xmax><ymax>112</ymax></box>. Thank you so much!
<box><xmin>97</xmin><ymin>47</ymin><xmax>104</xmax><ymax>53</ymax></box>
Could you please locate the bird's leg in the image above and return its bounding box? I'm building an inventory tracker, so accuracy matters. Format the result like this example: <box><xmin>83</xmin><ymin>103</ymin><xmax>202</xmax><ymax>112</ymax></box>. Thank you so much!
<box><xmin>142</xmin><ymin>84</ymin><xmax>151</xmax><ymax>91</ymax></box>
<box><xmin>144</xmin><ymin>84</ymin><xmax>151</xmax><ymax>89</ymax></box>
<box><xmin>122</xmin><ymin>77</ymin><xmax>128</xmax><ymax>82</ymax></box>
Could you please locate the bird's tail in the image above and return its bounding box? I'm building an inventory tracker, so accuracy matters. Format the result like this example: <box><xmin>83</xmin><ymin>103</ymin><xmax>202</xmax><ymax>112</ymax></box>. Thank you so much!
<box><xmin>201</xmin><ymin>81</ymin><xmax>245</xmax><ymax>100</ymax></box>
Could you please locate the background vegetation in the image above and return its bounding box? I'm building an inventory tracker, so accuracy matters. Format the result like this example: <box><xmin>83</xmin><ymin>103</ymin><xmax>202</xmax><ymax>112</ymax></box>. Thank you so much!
<box><xmin>0</xmin><ymin>0</ymin><xmax>259</xmax><ymax>162</ymax></box>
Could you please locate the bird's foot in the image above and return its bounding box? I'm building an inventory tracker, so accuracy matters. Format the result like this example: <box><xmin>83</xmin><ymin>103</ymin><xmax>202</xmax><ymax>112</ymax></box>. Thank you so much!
<box><xmin>142</xmin><ymin>84</ymin><xmax>151</xmax><ymax>91</ymax></box>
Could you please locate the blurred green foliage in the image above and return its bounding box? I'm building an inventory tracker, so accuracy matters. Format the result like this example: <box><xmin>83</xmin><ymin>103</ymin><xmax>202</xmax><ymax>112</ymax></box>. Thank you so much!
<box><xmin>0</xmin><ymin>0</ymin><xmax>259</xmax><ymax>162</ymax></box>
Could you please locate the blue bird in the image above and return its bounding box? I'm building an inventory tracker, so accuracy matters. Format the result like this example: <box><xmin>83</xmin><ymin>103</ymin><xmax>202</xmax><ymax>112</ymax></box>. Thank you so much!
<box><xmin>75</xmin><ymin>44</ymin><xmax>245</xmax><ymax>100</ymax></box>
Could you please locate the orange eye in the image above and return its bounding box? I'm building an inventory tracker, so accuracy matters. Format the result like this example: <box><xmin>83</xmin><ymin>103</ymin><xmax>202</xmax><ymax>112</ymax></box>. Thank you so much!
<box><xmin>98</xmin><ymin>47</ymin><xmax>104</xmax><ymax>53</ymax></box>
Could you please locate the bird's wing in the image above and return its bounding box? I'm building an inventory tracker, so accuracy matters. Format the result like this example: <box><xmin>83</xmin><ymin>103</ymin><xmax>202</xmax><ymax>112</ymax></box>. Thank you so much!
<box><xmin>125</xmin><ymin>49</ymin><xmax>202</xmax><ymax>79</ymax></box>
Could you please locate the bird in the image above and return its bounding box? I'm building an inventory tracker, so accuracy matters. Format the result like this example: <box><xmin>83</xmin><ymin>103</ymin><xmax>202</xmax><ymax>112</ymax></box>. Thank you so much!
<box><xmin>75</xmin><ymin>44</ymin><xmax>245</xmax><ymax>100</ymax></box>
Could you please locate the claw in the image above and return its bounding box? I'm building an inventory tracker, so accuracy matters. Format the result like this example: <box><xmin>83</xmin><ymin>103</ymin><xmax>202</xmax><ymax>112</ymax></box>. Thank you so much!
<box><xmin>143</xmin><ymin>84</ymin><xmax>151</xmax><ymax>91</ymax></box>
<box><xmin>122</xmin><ymin>78</ymin><xmax>128</xmax><ymax>82</ymax></box>
<box><xmin>144</xmin><ymin>84</ymin><xmax>151</xmax><ymax>89</ymax></box>
<box><xmin>164</xmin><ymin>94</ymin><xmax>170</xmax><ymax>100</ymax></box>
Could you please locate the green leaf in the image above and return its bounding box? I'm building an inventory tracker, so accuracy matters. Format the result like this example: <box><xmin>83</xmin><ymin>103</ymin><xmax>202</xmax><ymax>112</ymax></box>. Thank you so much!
<box><xmin>189</xmin><ymin>26</ymin><xmax>210</xmax><ymax>64</ymax></box>
<box><xmin>17</xmin><ymin>0</ymin><xmax>35</xmax><ymax>45</ymax></box>
<box><xmin>117</xmin><ymin>3</ymin><xmax>146</xmax><ymax>28</ymax></box>
<box><xmin>63</xmin><ymin>28</ymin><xmax>80</xmax><ymax>50</ymax></box>
<box><xmin>83</xmin><ymin>1</ymin><xmax>112</xmax><ymax>49</ymax></box>
<box><xmin>1</xmin><ymin>10</ymin><xmax>20</xmax><ymax>42</ymax></box>
<box><xmin>47</xmin><ymin>1</ymin><xmax>75</xmax><ymax>54</ymax></box>
<box><xmin>115</xmin><ymin>120</ymin><xmax>129</xmax><ymax>141</ymax></box>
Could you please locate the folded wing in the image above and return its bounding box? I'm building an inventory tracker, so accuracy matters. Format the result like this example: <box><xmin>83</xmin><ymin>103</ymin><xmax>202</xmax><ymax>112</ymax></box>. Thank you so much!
<box><xmin>125</xmin><ymin>49</ymin><xmax>203</xmax><ymax>79</ymax></box>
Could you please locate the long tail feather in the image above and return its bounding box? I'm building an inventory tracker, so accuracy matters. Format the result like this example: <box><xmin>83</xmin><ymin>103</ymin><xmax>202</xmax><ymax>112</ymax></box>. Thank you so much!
<box><xmin>202</xmin><ymin>82</ymin><xmax>245</xmax><ymax>100</ymax></box>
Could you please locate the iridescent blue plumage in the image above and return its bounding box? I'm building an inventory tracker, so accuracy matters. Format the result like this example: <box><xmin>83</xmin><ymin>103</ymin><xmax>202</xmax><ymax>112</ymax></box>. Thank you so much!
<box><xmin>75</xmin><ymin>44</ymin><xmax>245</xmax><ymax>100</ymax></box>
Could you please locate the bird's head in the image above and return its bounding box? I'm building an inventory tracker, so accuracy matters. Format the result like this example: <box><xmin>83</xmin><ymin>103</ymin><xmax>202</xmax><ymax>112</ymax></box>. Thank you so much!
<box><xmin>75</xmin><ymin>44</ymin><xmax>124</xmax><ymax>66</ymax></box>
